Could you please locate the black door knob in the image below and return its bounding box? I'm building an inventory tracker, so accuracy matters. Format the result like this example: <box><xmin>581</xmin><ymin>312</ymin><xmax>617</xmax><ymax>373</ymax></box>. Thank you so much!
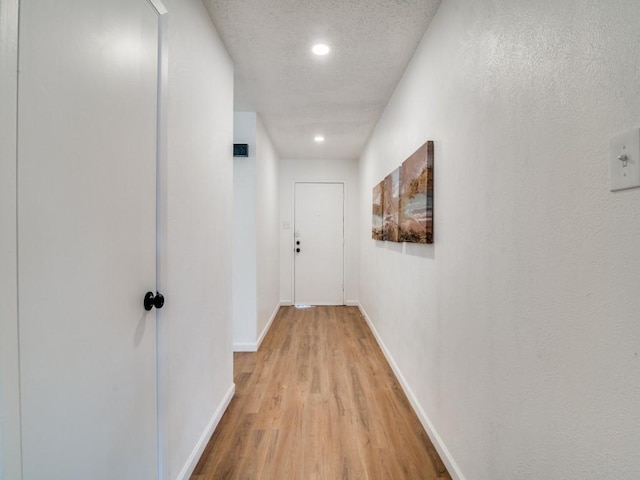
<box><xmin>296</xmin><ymin>241</ymin><xmax>300</xmax><ymax>245</ymax></box>
<box><xmin>144</xmin><ymin>291</ymin><xmax>165</xmax><ymax>311</ymax></box>
<box><xmin>154</xmin><ymin>292</ymin><xmax>164</xmax><ymax>309</ymax></box>
<box><xmin>296</xmin><ymin>248</ymin><xmax>301</xmax><ymax>253</ymax></box>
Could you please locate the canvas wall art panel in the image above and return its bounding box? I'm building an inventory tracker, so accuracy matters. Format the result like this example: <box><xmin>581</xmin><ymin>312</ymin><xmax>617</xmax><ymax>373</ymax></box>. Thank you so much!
<box><xmin>399</xmin><ymin>141</ymin><xmax>434</xmax><ymax>244</ymax></box>
<box><xmin>382</xmin><ymin>167</ymin><xmax>401</xmax><ymax>242</ymax></box>
<box><xmin>372</xmin><ymin>181</ymin><xmax>384</xmax><ymax>240</ymax></box>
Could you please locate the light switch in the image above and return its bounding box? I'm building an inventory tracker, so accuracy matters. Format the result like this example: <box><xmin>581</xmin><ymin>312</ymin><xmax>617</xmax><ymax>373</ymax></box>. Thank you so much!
<box><xmin>611</xmin><ymin>128</ymin><xmax>640</xmax><ymax>191</ymax></box>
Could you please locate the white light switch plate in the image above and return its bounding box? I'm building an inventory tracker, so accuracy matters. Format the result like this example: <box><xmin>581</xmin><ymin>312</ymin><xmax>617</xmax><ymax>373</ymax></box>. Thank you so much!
<box><xmin>611</xmin><ymin>128</ymin><xmax>640</xmax><ymax>191</ymax></box>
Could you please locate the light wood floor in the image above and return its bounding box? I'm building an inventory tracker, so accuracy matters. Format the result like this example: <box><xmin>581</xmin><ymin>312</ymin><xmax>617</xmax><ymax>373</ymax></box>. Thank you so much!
<box><xmin>191</xmin><ymin>306</ymin><xmax>451</xmax><ymax>480</ymax></box>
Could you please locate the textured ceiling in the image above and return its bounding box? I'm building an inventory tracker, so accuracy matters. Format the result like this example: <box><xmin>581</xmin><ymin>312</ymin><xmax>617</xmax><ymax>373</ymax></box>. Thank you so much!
<box><xmin>204</xmin><ymin>0</ymin><xmax>441</xmax><ymax>160</ymax></box>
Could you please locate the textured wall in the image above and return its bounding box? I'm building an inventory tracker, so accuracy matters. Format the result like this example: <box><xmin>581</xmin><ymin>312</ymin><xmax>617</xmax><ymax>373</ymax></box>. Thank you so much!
<box><xmin>162</xmin><ymin>1</ymin><xmax>234</xmax><ymax>478</ymax></box>
<box><xmin>233</xmin><ymin>112</ymin><xmax>281</xmax><ymax>349</ymax></box>
<box><xmin>255</xmin><ymin>117</ymin><xmax>281</xmax><ymax>337</ymax></box>
<box><xmin>233</xmin><ymin>112</ymin><xmax>258</xmax><ymax>345</ymax></box>
<box><xmin>359</xmin><ymin>0</ymin><xmax>640</xmax><ymax>478</ymax></box>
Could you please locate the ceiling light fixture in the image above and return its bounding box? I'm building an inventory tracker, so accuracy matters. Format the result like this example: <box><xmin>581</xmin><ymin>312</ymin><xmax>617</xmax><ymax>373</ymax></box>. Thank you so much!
<box><xmin>312</xmin><ymin>44</ymin><xmax>330</xmax><ymax>56</ymax></box>
<box><xmin>314</xmin><ymin>135</ymin><xmax>325</xmax><ymax>143</ymax></box>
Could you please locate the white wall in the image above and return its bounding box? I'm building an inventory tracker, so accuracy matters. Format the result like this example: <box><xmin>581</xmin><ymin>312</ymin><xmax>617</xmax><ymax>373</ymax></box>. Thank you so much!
<box><xmin>233</xmin><ymin>112</ymin><xmax>258</xmax><ymax>346</ymax></box>
<box><xmin>255</xmin><ymin>117</ymin><xmax>281</xmax><ymax>337</ymax></box>
<box><xmin>0</xmin><ymin>1</ymin><xmax>21</xmax><ymax>478</ymax></box>
<box><xmin>359</xmin><ymin>1</ymin><xmax>640</xmax><ymax>479</ymax></box>
<box><xmin>233</xmin><ymin>112</ymin><xmax>280</xmax><ymax>350</ymax></box>
<box><xmin>160</xmin><ymin>1</ymin><xmax>235</xmax><ymax>479</ymax></box>
<box><xmin>280</xmin><ymin>158</ymin><xmax>359</xmax><ymax>305</ymax></box>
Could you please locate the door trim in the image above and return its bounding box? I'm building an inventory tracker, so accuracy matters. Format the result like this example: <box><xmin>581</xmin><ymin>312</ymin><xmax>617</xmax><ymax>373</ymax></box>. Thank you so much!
<box><xmin>147</xmin><ymin>2</ymin><xmax>169</xmax><ymax>479</ymax></box>
<box><xmin>291</xmin><ymin>181</ymin><xmax>347</xmax><ymax>306</ymax></box>
<box><xmin>0</xmin><ymin>0</ymin><xmax>21</xmax><ymax>478</ymax></box>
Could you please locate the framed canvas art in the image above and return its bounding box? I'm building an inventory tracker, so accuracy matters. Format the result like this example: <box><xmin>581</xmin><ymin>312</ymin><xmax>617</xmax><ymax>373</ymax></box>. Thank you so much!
<box><xmin>372</xmin><ymin>181</ymin><xmax>384</xmax><ymax>240</ymax></box>
<box><xmin>382</xmin><ymin>167</ymin><xmax>401</xmax><ymax>242</ymax></box>
<box><xmin>399</xmin><ymin>141</ymin><xmax>433</xmax><ymax>244</ymax></box>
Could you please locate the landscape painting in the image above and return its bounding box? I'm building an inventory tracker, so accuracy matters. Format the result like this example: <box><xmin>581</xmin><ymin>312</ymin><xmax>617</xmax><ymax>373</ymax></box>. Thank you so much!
<box><xmin>382</xmin><ymin>167</ymin><xmax>401</xmax><ymax>242</ymax></box>
<box><xmin>399</xmin><ymin>141</ymin><xmax>434</xmax><ymax>244</ymax></box>
<box><xmin>372</xmin><ymin>181</ymin><xmax>384</xmax><ymax>240</ymax></box>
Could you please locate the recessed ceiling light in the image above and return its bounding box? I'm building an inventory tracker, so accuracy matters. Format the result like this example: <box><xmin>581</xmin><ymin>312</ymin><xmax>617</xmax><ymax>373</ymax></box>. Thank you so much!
<box><xmin>314</xmin><ymin>135</ymin><xmax>325</xmax><ymax>143</ymax></box>
<box><xmin>312</xmin><ymin>44</ymin><xmax>330</xmax><ymax>56</ymax></box>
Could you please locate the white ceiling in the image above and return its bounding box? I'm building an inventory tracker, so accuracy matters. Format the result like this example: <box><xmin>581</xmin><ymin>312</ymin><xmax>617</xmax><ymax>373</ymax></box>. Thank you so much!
<box><xmin>204</xmin><ymin>0</ymin><xmax>442</xmax><ymax>160</ymax></box>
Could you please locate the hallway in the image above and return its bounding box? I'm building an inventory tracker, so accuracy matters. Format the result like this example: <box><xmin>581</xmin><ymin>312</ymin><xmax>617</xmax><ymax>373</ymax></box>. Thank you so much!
<box><xmin>192</xmin><ymin>306</ymin><xmax>451</xmax><ymax>479</ymax></box>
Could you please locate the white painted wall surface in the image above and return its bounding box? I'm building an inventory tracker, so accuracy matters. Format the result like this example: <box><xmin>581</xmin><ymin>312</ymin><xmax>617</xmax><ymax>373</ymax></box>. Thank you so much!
<box><xmin>255</xmin><ymin>117</ymin><xmax>281</xmax><ymax>338</ymax></box>
<box><xmin>359</xmin><ymin>1</ymin><xmax>640</xmax><ymax>479</ymax></box>
<box><xmin>232</xmin><ymin>113</ymin><xmax>280</xmax><ymax>350</ymax></box>
<box><xmin>0</xmin><ymin>1</ymin><xmax>20</xmax><ymax>478</ymax></box>
<box><xmin>280</xmin><ymin>158</ymin><xmax>359</xmax><ymax>305</ymax></box>
<box><xmin>159</xmin><ymin>1</ymin><xmax>234</xmax><ymax>478</ymax></box>
<box><xmin>233</xmin><ymin>112</ymin><xmax>258</xmax><ymax>347</ymax></box>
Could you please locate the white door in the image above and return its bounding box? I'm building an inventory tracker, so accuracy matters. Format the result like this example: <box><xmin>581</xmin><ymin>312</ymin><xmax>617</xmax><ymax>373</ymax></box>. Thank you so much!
<box><xmin>18</xmin><ymin>1</ymin><xmax>161</xmax><ymax>478</ymax></box>
<box><xmin>294</xmin><ymin>183</ymin><xmax>345</xmax><ymax>305</ymax></box>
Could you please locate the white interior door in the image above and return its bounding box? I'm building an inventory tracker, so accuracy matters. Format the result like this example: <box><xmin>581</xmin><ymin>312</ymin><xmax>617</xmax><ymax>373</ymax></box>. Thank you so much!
<box><xmin>18</xmin><ymin>1</ymin><xmax>161</xmax><ymax>478</ymax></box>
<box><xmin>294</xmin><ymin>183</ymin><xmax>344</xmax><ymax>305</ymax></box>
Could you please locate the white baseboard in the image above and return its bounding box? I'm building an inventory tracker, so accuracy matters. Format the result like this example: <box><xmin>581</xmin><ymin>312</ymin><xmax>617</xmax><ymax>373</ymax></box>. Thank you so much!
<box><xmin>345</xmin><ymin>300</ymin><xmax>359</xmax><ymax>306</ymax></box>
<box><xmin>233</xmin><ymin>304</ymin><xmax>280</xmax><ymax>352</ymax></box>
<box><xmin>356</xmin><ymin>303</ymin><xmax>465</xmax><ymax>480</ymax></box>
<box><xmin>280</xmin><ymin>300</ymin><xmax>293</xmax><ymax>306</ymax></box>
<box><xmin>233</xmin><ymin>342</ymin><xmax>257</xmax><ymax>352</ymax></box>
<box><xmin>176</xmin><ymin>383</ymin><xmax>235</xmax><ymax>480</ymax></box>
<box><xmin>257</xmin><ymin>303</ymin><xmax>279</xmax><ymax>350</ymax></box>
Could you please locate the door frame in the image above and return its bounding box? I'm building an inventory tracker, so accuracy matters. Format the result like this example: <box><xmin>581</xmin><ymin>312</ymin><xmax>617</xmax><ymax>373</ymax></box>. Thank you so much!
<box><xmin>149</xmin><ymin>0</ymin><xmax>170</xmax><ymax>478</ymax></box>
<box><xmin>291</xmin><ymin>180</ymin><xmax>347</xmax><ymax>306</ymax></box>
<box><xmin>0</xmin><ymin>0</ymin><xmax>21</xmax><ymax>478</ymax></box>
<box><xmin>145</xmin><ymin>0</ymin><xmax>170</xmax><ymax>478</ymax></box>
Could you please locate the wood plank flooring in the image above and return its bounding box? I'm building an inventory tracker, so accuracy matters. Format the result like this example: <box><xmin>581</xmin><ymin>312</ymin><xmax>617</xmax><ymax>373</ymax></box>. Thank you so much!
<box><xmin>191</xmin><ymin>306</ymin><xmax>451</xmax><ymax>480</ymax></box>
